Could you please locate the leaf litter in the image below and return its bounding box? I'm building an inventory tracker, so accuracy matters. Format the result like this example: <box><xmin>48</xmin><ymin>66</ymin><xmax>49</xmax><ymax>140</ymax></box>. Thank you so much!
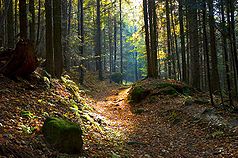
<box><xmin>1</xmin><ymin>73</ymin><xmax>238</xmax><ymax>157</ymax></box>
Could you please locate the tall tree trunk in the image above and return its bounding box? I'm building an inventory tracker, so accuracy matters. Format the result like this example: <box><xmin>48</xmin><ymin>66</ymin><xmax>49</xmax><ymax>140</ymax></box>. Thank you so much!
<box><xmin>0</xmin><ymin>0</ymin><xmax>4</xmax><ymax>47</ymax></box>
<box><xmin>208</xmin><ymin>0</ymin><xmax>220</xmax><ymax>93</ymax></box>
<box><xmin>151</xmin><ymin>0</ymin><xmax>158</xmax><ymax>78</ymax></box>
<box><xmin>165</xmin><ymin>0</ymin><xmax>172</xmax><ymax>78</ymax></box>
<box><xmin>143</xmin><ymin>0</ymin><xmax>151</xmax><ymax>77</ymax></box>
<box><xmin>108</xmin><ymin>9</ymin><xmax>113</xmax><ymax>83</ymax></box>
<box><xmin>113</xmin><ymin>16</ymin><xmax>117</xmax><ymax>72</ymax></box>
<box><xmin>220</xmin><ymin>0</ymin><xmax>233</xmax><ymax>106</ymax></box>
<box><xmin>79</xmin><ymin>0</ymin><xmax>84</xmax><ymax>84</ymax></box>
<box><xmin>14</xmin><ymin>0</ymin><xmax>18</xmax><ymax>44</ymax></box>
<box><xmin>68</xmin><ymin>0</ymin><xmax>72</xmax><ymax>35</ymax></box>
<box><xmin>7</xmin><ymin>0</ymin><xmax>14</xmax><ymax>48</ymax></box>
<box><xmin>202</xmin><ymin>0</ymin><xmax>214</xmax><ymax>105</ymax></box>
<box><xmin>45</xmin><ymin>0</ymin><xmax>54</xmax><ymax>76</ymax></box>
<box><xmin>229</xmin><ymin>0</ymin><xmax>238</xmax><ymax>96</ymax></box>
<box><xmin>36</xmin><ymin>0</ymin><xmax>41</xmax><ymax>45</ymax></box>
<box><xmin>29</xmin><ymin>0</ymin><xmax>35</xmax><ymax>42</ymax></box>
<box><xmin>188</xmin><ymin>0</ymin><xmax>200</xmax><ymax>89</ymax></box>
<box><xmin>95</xmin><ymin>0</ymin><xmax>102</xmax><ymax>80</ymax></box>
<box><xmin>171</xmin><ymin>0</ymin><xmax>181</xmax><ymax>80</ymax></box>
<box><xmin>62</xmin><ymin>0</ymin><xmax>69</xmax><ymax>70</ymax></box>
<box><xmin>135</xmin><ymin>51</ymin><xmax>138</xmax><ymax>81</ymax></box>
<box><xmin>53</xmin><ymin>0</ymin><xmax>63</xmax><ymax>78</ymax></box>
<box><xmin>178</xmin><ymin>0</ymin><xmax>186</xmax><ymax>82</ymax></box>
<box><xmin>19</xmin><ymin>0</ymin><xmax>27</xmax><ymax>39</ymax></box>
<box><xmin>119</xmin><ymin>0</ymin><xmax>123</xmax><ymax>74</ymax></box>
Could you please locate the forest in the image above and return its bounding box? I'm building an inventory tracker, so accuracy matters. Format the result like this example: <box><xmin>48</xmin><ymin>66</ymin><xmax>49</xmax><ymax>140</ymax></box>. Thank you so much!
<box><xmin>0</xmin><ymin>0</ymin><xmax>238</xmax><ymax>157</ymax></box>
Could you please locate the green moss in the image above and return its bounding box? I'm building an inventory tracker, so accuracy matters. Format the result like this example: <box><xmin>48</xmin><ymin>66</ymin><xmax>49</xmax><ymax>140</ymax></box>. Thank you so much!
<box><xmin>158</xmin><ymin>86</ymin><xmax>178</xmax><ymax>95</ymax></box>
<box><xmin>129</xmin><ymin>86</ymin><xmax>149</xmax><ymax>103</ymax></box>
<box><xmin>42</xmin><ymin>117</ymin><xmax>83</xmax><ymax>154</ymax></box>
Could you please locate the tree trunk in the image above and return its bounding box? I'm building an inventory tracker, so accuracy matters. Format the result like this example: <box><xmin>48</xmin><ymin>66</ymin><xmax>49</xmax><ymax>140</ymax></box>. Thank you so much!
<box><xmin>178</xmin><ymin>0</ymin><xmax>186</xmax><ymax>82</ymax></box>
<box><xmin>68</xmin><ymin>0</ymin><xmax>72</xmax><ymax>35</ymax></box>
<box><xmin>220</xmin><ymin>0</ymin><xmax>233</xmax><ymax>106</ymax></box>
<box><xmin>95</xmin><ymin>0</ymin><xmax>102</xmax><ymax>80</ymax></box>
<box><xmin>113</xmin><ymin>16</ymin><xmax>117</xmax><ymax>72</ymax></box>
<box><xmin>0</xmin><ymin>0</ymin><xmax>4</xmax><ymax>47</ymax></box>
<box><xmin>7</xmin><ymin>0</ymin><xmax>14</xmax><ymax>48</ymax></box>
<box><xmin>143</xmin><ymin>0</ymin><xmax>151</xmax><ymax>77</ymax></box>
<box><xmin>0</xmin><ymin>39</ymin><xmax>38</xmax><ymax>78</ymax></box>
<box><xmin>108</xmin><ymin>9</ymin><xmax>113</xmax><ymax>83</ymax></box>
<box><xmin>79</xmin><ymin>0</ymin><xmax>84</xmax><ymax>84</ymax></box>
<box><xmin>19</xmin><ymin>0</ymin><xmax>27</xmax><ymax>39</ymax></box>
<box><xmin>36</xmin><ymin>0</ymin><xmax>41</xmax><ymax>45</ymax></box>
<box><xmin>165</xmin><ymin>0</ymin><xmax>172</xmax><ymax>78</ymax></box>
<box><xmin>119</xmin><ymin>0</ymin><xmax>123</xmax><ymax>74</ymax></box>
<box><xmin>208</xmin><ymin>0</ymin><xmax>220</xmax><ymax>93</ymax></box>
<box><xmin>29</xmin><ymin>0</ymin><xmax>35</xmax><ymax>42</ymax></box>
<box><xmin>202</xmin><ymin>0</ymin><xmax>214</xmax><ymax>105</ymax></box>
<box><xmin>188</xmin><ymin>0</ymin><xmax>200</xmax><ymax>89</ymax></box>
<box><xmin>45</xmin><ymin>0</ymin><xmax>54</xmax><ymax>76</ymax></box>
<box><xmin>14</xmin><ymin>0</ymin><xmax>18</xmax><ymax>44</ymax></box>
<box><xmin>53</xmin><ymin>0</ymin><xmax>63</xmax><ymax>78</ymax></box>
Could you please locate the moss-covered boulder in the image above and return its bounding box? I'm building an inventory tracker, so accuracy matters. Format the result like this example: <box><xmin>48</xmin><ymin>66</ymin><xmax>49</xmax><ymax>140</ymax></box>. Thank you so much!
<box><xmin>128</xmin><ymin>86</ymin><xmax>150</xmax><ymax>103</ymax></box>
<box><xmin>128</xmin><ymin>79</ymin><xmax>191</xmax><ymax>103</ymax></box>
<box><xmin>42</xmin><ymin>117</ymin><xmax>83</xmax><ymax>154</ymax></box>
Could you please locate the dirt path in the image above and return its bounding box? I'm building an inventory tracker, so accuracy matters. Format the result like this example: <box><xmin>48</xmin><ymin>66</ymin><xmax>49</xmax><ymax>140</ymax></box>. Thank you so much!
<box><xmin>90</xmin><ymin>85</ymin><xmax>238</xmax><ymax>158</ymax></box>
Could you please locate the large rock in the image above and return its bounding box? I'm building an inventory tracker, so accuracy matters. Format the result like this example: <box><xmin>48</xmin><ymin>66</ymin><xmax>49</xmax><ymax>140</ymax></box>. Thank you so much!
<box><xmin>42</xmin><ymin>117</ymin><xmax>83</xmax><ymax>154</ymax></box>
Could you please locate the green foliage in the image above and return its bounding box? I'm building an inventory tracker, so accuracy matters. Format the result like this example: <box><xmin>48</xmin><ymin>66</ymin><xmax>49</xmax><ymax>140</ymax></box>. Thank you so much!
<box><xmin>20</xmin><ymin>111</ymin><xmax>36</xmax><ymax>119</ymax></box>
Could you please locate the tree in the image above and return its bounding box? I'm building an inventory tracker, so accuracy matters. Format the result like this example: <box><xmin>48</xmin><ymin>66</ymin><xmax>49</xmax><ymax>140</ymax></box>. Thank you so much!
<box><xmin>53</xmin><ymin>0</ymin><xmax>63</xmax><ymax>78</ymax></box>
<box><xmin>19</xmin><ymin>0</ymin><xmax>27</xmax><ymax>39</ymax></box>
<box><xmin>45</xmin><ymin>0</ymin><xmax>54</xmax><ymax>76</ymax></box>
<box><xmin>178</xmin><ymin>0</ymin><xmax>186</xmax><ymax>82</ymax></box>
<box><xmin>143</xmin><ymin>0</ymin><xmax>158</xmax><ymax>78</ymax></box>
<box><xmin>95</xmin><ymin>0</ymin><xmax>103</xmax><ymax>80</ymax></box>
<box><xmin>119</xmin><ymin>0</ymin><xmax>123</xmax><ymax>74</ymax></box>
<box><xmin>29</xmin><ymin>0</ymin><xmax>35</xmax><ymax>42</ymax></box>
<box><xmin>79</xmin><ymin>0</ymin><xmax>84</xmax><ymax>84</ymax></box>
<box><xmin>208</xmin><ymin>0</ymin><xmax>220</xmax><ymax>93</ymax></box>
<box><xmin>187</xmin><ymin>0</ymin><xmax>200</xmax><ymax>89</ymax></box>
<box><xmin>7</xmin><ymin>0</ymin><xmax>14</xmax><ymax>48</ymax></box>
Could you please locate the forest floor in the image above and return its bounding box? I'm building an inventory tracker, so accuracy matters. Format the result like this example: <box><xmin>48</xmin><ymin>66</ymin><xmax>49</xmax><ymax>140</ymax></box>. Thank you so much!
<box><xmin>1</xmin><ymin>71</ymin><xmax>238</xmax><ymax>157</ymax></box>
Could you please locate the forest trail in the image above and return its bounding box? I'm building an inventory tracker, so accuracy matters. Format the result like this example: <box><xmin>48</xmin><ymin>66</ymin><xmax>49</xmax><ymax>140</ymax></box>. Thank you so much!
<box><xmin>1</xmin><ymin>74</ymin><xmax>238</xmax><ymax>158</ymax></box>
<box><xmin>89</xmin><ymin>84</ymin><xmax>238</xmax><ymax>158</ymax></box>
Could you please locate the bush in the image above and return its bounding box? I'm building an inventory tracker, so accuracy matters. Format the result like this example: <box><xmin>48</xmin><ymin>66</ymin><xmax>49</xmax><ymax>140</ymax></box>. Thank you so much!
<box><xmin>111</xmin><ymin>72</ymin><xmax>123</xmax><ymax>84</ymax></box>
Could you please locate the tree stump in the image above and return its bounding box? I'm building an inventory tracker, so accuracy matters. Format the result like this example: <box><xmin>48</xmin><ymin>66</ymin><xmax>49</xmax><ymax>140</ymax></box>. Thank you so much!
<box><xmin>0</xmin><ymin>39</ymin><xmax>38</xmax><ymax>78</ymax></box>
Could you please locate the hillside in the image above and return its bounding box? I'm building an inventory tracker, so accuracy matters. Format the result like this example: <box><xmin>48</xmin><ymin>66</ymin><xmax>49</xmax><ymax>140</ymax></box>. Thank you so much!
<box><xmin>0</xmin><ymin>72</ymin><xmax>238</xmax><ymax>157</ymax></box>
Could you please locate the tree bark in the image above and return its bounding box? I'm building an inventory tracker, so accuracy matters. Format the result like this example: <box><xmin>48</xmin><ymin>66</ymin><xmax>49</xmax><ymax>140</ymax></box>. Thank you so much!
<box><xmin>53</xmin><ymin>0</ymin><xmax>63</xmax><ymax>78</ymax></box>
<box><xmin>45</xmin><ymin>0</ymin><xmax>54</xmax><ymax>76</ymax></box>
<box><xmin>7</xmin><ymin>0</ymin><xmax>14</xmax><ymax>48</ymax></box>
<box><xmin>95</xmin><ymin>0</ymin><xmax>102</xmax><ymax>80</ymax></box>
<box><xmin>119</xmin><ymin>0</ymin><xmax>123</xmax><ymax>74</ymax></box>
<box><xmin>29</xmin><ymin>0</ymin><xmax>35</xmax><ymax>42</ymax></box>
<box><xmin>188</xmin><ymin>0</ymin><xmax>200</xmax><ymax>89</ymax></box>
<box><xmin>79</xmin><ymin>0</ymin><xmax>84</xmax><ymax>84</ymax></box>
<box><xmin>208</xmin><ymin>0</ymin><xmax>220</xmax><ymax>93</ymax></box>
<box><xmin>19</xmin><ymin>0</ymin><xmax>27</xmax><ymax>39</ymax></box>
